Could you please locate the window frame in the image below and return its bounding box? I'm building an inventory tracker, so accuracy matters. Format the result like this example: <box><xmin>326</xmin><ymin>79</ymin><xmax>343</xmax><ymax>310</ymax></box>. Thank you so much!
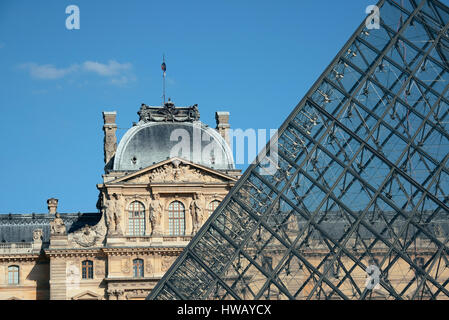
<box><xmin>133</xmin><ymin>258</ymin><xmax>144</xmax><ymax>278</ymax></box>
<box><xmin>208</xmin><ymin>200</ymin><xmax>221</xmax><ymax>216</ymax></box>
<box><xmin>168</xmin><ymin>201</ymin><xmax>186</xmax><ymax>236</ymax></box>
<box><xmin>128</xmin><ymin>201</ymin><xmax>146</xmax><ymax>236</ymax></box>
<box><xmin>81</xmin><ymin>260</ymin><xmax>94</xmax><ymax>280</ymax></box>
<box><xmin>8</xmin><ymin>265</ymin><xmax>19</xmax><ymax>285</ymax></box>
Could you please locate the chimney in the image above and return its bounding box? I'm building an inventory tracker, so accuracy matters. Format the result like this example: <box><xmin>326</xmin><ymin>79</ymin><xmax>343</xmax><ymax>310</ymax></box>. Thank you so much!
<box><xmin>215</xmin><ymin>111</ymin><xmax>230</xmax><ymax>147</ymax></box>
<box><xmin>47</xmin><ymin>198</ymin><xmax>58</xmax><ymax>214</ymax></box>
<box><xmin>103</xmin><ymin>111</ymin><xmax>117</xmax><ymax>169</ymax></box>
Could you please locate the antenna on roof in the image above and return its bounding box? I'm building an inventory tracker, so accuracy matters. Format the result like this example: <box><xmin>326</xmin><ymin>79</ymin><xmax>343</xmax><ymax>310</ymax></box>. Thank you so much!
<box><xmin>161</xmin><ymin>54</ymin><xmax>167</xmax><ymax>105</ymax></box>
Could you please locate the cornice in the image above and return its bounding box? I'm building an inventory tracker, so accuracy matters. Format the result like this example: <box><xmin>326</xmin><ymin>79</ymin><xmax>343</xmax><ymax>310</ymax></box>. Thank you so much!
<box><xmin>0</xmin><ymin>253</ymin><xmax>40</xmax><ymax>262</ymax></box>
<box><xmin>44</xmin><ymin>248</ymin><xmax>104</xmax><ymax>258</ymax></box>
<box><xmin>101</xmin><ymin>247</ymin><xmax>183</xmax><ymax>256</ymax></box>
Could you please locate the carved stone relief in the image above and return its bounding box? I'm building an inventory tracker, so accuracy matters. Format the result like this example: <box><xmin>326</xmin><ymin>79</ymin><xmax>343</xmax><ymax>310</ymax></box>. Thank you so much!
<box><xmin>121</xmin><ymin>259</ymin><xmax>131</xmax><ymax>274</ymax></box>
<box><xmin>104</xmin><ymin>193</ymin><xmax>124</xmax><ymax>236</ymax></box>
<box><xmin>69</xmin><ymin>213</ymin><xmax>107</xmax><ymax>248</ymax></box>
<box><xmin>149</xmin><ymin>194</ymin><xmax>163</xmax><ymax>236</ymax></box>
<box><xmin>145</xmin><ymin>258</ymin><xmax>153</xmax><ymax>274</ymax></box>
<box><xmin>95</xmin><ymin>259</ymin><xmax>106</xmax><ymax>276</ymax></box>
<box><xmin>190</xmin><ymin>193</ymin><xmax>205</xmax><ymax>234</ymax></box>
<box><xmin>161</xmin><ymin>255</ymin><xmax>177</xmax><ymax>272</ymax></box>
<box><xmin>33</xmin><ymin>229</ymin><xmax>43</xmax><ymax>241</ymax></box>
<box><xmin>148</xmin><ymin>162</ymin><xmax>224</xmax><ymax>183</ymax></box>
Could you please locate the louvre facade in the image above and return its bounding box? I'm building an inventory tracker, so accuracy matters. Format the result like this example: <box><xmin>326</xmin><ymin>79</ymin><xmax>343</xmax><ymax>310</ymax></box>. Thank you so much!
<box><xmin>148</xmin><ymin>0</ymin><xmax>449</xmax><ymax>300</ymax></box>
<box><xmin>0</xmin><ymin>101</ymin><xmax>240</xmax><ymax>300</ymax></box>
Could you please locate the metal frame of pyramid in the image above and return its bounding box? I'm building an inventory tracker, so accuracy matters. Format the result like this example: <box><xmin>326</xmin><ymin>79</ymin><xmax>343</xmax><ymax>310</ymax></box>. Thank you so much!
<box><xmin>149</xmin><ymin>0</ymin><xmax>449</xmax><ymax>300</ymax></box>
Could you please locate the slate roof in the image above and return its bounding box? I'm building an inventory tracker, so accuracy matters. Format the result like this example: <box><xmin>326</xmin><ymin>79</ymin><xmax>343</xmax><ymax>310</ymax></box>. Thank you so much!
<box><xmin>0</xmin><ymin>212</ymin><xmax>101</xmax><ymax>243</ymax></box>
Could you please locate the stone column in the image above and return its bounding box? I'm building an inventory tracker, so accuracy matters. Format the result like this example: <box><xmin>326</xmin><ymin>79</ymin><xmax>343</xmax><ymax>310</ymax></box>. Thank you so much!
<box><xmin>103</xmin><ymin>111</ymin><xmax>117</xmax><ymax>169</ymax></box>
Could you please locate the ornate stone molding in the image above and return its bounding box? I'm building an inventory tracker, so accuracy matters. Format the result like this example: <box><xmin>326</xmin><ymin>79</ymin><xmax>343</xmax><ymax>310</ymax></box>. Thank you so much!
<box><xmin>148</xmin><ymin>162</ymin><xmax>225</xmax><ymax>183</ymax></box>
<box><xmin>138</xmin><ymin>100</ymin><xmax>200</xmax><ymax>123</ymax></box>
<box><xmin>44</xmin><ymin>249</ymin><xmax>103</xmax><ymax>258</ymax></box>
<box><xmin>102</xmin><ymin>247</ymin><xmax>183</xmax><ymax>256</ymax></box>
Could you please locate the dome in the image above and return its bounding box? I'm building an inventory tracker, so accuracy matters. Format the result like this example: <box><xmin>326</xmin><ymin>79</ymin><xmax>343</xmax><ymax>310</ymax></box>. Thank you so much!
<box><xmin>113</xmin><ymin>121</ymin><xmax>234</xmax><ymax>171</ymax></box>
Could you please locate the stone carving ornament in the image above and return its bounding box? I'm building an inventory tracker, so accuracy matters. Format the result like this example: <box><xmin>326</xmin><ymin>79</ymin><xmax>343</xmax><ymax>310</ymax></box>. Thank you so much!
<box><xmin>138</xmin><ymin>100</ymin><xmax>200</xmax><ymax>123</ymax></box>
<box><xmin>121</xmin><ymin>259</ymin><xmax>131</xmax><ymax>274</ymax></box>
<box><xmin>161</xmin><ymin>255</ymin><xmax>177</xmax><ymax>271</ymax></box>
<box><xmin>145</xmin><ymin>259</ymin><xmax>153</xmax><ymax>274</ymax></box>
<box><xmin>149</xmin><ymin>194</ymin><xmax>164</xmax><ymax>236</ymax></box>
<box><xmin>105</xmin><ymin>193</ymin><xmax>124</xmax><ymax>236</ymax></box>
<box><xmin>190</xmin><ymin>193</ymin><xmax>204</xmax><ymax>234</ymax></box>
<box><xmin>107</xmin><ymin>289</ymin><xmax>125</xmax><ymax>300</ymax></box>
<box><xmin>50</xmin><ymin>213</ymin><xmax>66</xmax><ymax>235</ymax></box>
<box><xmin>95</xmin><ymin>259</ymin><xmax>106</xmax><ymax>276</ymax></box>
<box><xmin>72</xmin><ymin>222</ymin><xmax>107</xmax><ymax>248</ymax></box>
<box><xmin>33</xmin><ymin>229</ymin><xmax>43</xmax><ymax>241</ymax></box>
<box><xmin>148</xmin><ymin>163</ymin><xmax>223</xmax><ymax>183</ymax></box>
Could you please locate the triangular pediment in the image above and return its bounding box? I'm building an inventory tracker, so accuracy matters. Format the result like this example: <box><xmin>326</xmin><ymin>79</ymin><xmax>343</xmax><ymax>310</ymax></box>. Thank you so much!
<box><xmin>71</xmin><ymin>290</ymin><xmax>102</xmax><ymax>300</ymax></box>
<box><xmin>108</xmin><ymin>157</ymin><xmax>237</xmax><ymax>185</ymax></box>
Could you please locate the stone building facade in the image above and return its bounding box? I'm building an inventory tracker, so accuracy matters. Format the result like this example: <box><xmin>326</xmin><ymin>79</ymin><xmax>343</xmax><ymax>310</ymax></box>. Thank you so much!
<box><xmin>0</xmin><ymin>100</ymin><xmax>240</xmax><ymax>300</ymax></box>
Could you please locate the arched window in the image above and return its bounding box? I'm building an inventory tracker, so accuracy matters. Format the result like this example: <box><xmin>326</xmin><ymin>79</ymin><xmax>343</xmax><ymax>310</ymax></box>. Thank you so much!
<box><xmin>8</xmin><ymin>266</ymin><xmax>19</xmax><ymax>285</ymax></box>
<box><xmin>208</xmin><ymin>200</ymin><xmax>221</xmax><ymax>216</ymax></box>
<box><xmin>128</xmin><ymin>201</ymin><xmax>145</xmax><ymax>236</ymax></box>
<box><xmin>168</xmin><ymin>201</ymin><xmax>185</xmax><ymax>236</ymax></box>
<box><xmin>133</xmin><ymin>259</ymin><xmax>144</xmax><ymax>278</ymax></box>
<box><xmin>81</xmin><ymin>260</ymin><xmax>93</xmax><ymax>279</ymax></box>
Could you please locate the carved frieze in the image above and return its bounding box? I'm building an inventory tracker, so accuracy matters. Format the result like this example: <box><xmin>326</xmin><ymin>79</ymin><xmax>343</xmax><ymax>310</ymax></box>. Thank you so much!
<box><xmin>148</xmin><ymin>162</ymin><xmax>224</xmax><ymax>183</ymax></box>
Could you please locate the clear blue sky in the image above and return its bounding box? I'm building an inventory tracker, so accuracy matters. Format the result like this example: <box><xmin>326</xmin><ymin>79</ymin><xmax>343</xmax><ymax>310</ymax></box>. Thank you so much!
<box><xmin>1</xmin><ymin>0</ymin><xmax>447</xmax><ymax>214</ymax></box>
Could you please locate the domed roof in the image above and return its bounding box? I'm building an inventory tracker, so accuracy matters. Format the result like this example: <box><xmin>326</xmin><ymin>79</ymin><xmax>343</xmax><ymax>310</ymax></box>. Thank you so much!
<box><xmin>113</xmin><ymin>115</ymin><xmax>234</xmax><ymax>171</ymax></box>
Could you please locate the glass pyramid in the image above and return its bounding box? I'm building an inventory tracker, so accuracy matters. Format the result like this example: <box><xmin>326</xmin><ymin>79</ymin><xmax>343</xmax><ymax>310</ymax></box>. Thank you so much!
<box><xmin>149</xmin><ymin>0</ymin><xmax>449</xmax><ymax>300</ymax></box>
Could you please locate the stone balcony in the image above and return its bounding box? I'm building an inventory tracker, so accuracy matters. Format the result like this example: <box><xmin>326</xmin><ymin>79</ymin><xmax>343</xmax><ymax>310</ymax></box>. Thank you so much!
<box><xmin>0</xmin><ymin>242</ymin><xmax>36</xmax><ymax>254</ymax></box>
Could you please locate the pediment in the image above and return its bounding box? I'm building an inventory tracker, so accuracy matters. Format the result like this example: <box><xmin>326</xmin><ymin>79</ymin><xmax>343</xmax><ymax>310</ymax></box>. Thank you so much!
<box><xmin>108</xmin><ymin>157</ymin><xmax>237</xmax><ymax>185</ymax></box>
<box><xmin>71</xmin><ymin>290</ymin><xmax>102</xmax><ymax>300</ymax></box>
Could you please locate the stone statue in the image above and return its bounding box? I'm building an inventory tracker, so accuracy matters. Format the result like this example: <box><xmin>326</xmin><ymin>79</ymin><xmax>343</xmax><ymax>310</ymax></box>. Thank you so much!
<box><xmin>105</xmin><ymin>194</ymin><xmax>123</xmax><ymax>236</ymax></box>
<box><xmin>50</xmin><ymin>213</ymin><xmax>66</xmax><ymax>235</ymax></box>
<box><xmin>149</xmin><ymin>194</ymin><xmax>163</xmax><ymax>236</ymax></box>
<box><xmin>190</xmin><ymin>194</ymin><xmax>204</xmax><ymax>234</ymax></box>
<box><xmin>33</xmin><ymin>229</ymin><xmax>43</xmax><ymax>241</ymax></box>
